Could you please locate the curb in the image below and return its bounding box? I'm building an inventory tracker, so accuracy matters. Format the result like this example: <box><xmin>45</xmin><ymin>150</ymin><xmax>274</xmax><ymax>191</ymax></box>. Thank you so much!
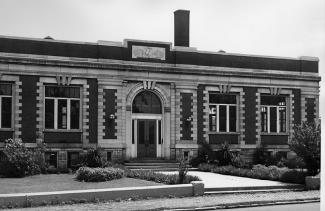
<box><xmin>204</xmin><ymin>188</ymin><xmax>305</xmax><ymax>195</ymax></box>
<box><xmin>165</xmin><ymin>198</ymin><xmax>320</xmax><ymax>211</ymax></box>
<box><xmin>0</xmin><ymin>182</ymin><xmax>205</xmax><ymax>209</ymax></box>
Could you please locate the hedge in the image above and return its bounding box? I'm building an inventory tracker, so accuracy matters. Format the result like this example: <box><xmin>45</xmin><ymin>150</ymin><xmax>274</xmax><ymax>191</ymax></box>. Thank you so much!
<box><xmin>198</xmin><ymin>163</ymin><xmax>306</xmax><ymax>184</ymax></box>
<box><xmin>125</xmin><ymin>169</ymin><xmax>201</xmax><ymax>184</ymax></box>
<box><xmin>75</xmin><ymin>167</ymin><xmax>124</xmax><ymax>182</ymax></box>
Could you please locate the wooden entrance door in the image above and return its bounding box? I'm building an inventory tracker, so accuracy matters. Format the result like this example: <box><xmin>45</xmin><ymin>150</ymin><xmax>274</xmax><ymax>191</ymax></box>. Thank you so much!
<box><xmin>137</xmin><ymin>119</ymin><xmax>157</xmax><ymax>158</ymax></box>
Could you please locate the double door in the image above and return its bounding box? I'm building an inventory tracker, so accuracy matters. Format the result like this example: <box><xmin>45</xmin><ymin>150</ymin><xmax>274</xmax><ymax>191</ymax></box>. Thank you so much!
<box><xmin>134</xmin><ymin>119</ymin><xmax>162</xmax><ymax>158</ymax></box>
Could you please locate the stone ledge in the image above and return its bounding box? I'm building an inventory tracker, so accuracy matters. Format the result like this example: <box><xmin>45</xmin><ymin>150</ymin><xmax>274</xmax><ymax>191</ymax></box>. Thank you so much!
<box><xmin>0</xmin><ymin>182</ymin><xmax>204</xmax><ymax>208</ymax></box>
<box><xmin>305</xmin><ymin>174</ymin><xmax>320</xmax><ymax>190</ymax></box>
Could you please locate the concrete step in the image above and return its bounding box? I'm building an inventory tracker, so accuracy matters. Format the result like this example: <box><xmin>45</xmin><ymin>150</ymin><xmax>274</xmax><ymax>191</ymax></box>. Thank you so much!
<box><xmin>125</xmin><ymin>160</ymin><xmax>180</xmax><ymax>170</ymax></box>
<box><xmin>125</xmin><ymin>162</ymin><xmax>179</xmax><ymax>166</ymax></box>
<box><xmin>126</xmin><ymin>166</ymin><xmax>179</xmax><ymax>169</ymax></box>
<box><xmin>128</xmin><ymin>168</ymin><xmax>180</xmax><ymax>171</ymax></box>
<box><xmin>126</xmin><ymin>159</ymin><xmax>179</xmax><ymax>163</ymax></box>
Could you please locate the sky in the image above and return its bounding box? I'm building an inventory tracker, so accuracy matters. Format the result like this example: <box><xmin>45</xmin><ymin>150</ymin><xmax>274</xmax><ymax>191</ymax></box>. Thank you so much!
<box><xmin>0</xmin><ymin>0</ymin><xmax>324</xmax><ymax>206</ymax></box>
<box><xmin>0</xmin><ymin>1</ymin><xmax>324</xmax><ymax>127</ymax></box>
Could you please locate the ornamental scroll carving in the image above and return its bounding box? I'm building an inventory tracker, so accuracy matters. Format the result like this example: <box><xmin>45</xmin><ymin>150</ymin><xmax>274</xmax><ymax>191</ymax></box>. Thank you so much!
<box><xmin>219</xmin><ymin>84</ymin><xmax>232</xmax><ymax>93</ymax></box>
<box><xmin>270</xmin><ymin>87</ymin><xmax>282</xmax><ymax>95</ymax></box>
<box><xmin>132</xmin><ymin>45</ymin><xmax>166</xmax><ymax>60</ymax></box>
<box><xmin>56</xmin><ymin>74</ymin><xmax>72</xmax><ymax>86</ymax></box>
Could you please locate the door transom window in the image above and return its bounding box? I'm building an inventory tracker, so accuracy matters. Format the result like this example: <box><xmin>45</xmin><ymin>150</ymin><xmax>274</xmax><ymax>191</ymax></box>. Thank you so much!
<box><xmin>132</xmin><ymin>91</ymin><xmax>162</xmax><ymax>114</ymax></box>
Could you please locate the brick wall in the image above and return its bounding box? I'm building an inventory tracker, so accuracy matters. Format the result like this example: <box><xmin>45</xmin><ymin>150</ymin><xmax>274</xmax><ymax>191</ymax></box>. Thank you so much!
<box><xmin>20</xmin><ymin>75</ymin><xmax>39</xmax><ymax>143</ymax></box>
<box><xmin>180</xmin><ymin>93</ymin><xmax>193</xmax><ymax>140</ymax></box>
<box><xmin>87</xmin><ymin>79</ymin><xmax>98</xmax><ymax>143</ymax></box>
<box><xmin>306</xmin><ymin>98</ymin><xmax>316</xmax><ymax>123</ymax></box>
<box><xmin>104</xmin><ymin>89</ymin><xmax>117</xmax><ymax>139</ymax></box>
<box><xmin>243</xmin><ymin>87</ymin><xmax>257</xmax><ymax>144</ymax></box>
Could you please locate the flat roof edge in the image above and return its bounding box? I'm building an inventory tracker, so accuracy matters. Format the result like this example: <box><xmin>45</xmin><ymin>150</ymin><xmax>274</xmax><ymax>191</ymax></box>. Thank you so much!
<box><xmin>0</xmin><ymin>34</ymin><xmax>319</xmax><ymax>63</ymax></box>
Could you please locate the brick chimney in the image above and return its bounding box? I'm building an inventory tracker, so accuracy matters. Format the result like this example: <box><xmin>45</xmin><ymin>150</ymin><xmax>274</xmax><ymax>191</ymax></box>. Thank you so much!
<box><xmin>174</xmin><ymin>10</ymin><xmax>190</xmax><ymax>47</ymax></box>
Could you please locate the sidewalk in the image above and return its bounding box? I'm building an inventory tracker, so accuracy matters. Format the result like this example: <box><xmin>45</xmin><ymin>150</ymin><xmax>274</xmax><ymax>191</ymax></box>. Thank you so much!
<box><xmin>162</xmin><ymin>171</ymin><xmax>300</xmax><ymax>189</ymax></box>
<box><xmin>5</xmin><ymin>190</ymin><xmax>320</xmax><ymax>211</ymax></box>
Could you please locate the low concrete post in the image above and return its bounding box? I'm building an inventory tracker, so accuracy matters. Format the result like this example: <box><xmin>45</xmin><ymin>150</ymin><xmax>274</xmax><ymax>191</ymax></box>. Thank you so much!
<box><xmin>305</xmin><ymin>173</ymin><xmax>320</xmax><ymax>190</ymax></box>
<box><xmin>191</xmin><ymin>181</ymin><xmax>204</xmax><ymax>196</ymax></box>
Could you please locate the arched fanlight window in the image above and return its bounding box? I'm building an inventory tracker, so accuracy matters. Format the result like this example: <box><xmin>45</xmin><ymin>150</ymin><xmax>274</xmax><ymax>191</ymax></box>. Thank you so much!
<box><xmin>132</xmin><ymin>91</ymin><xmax>162</xmax><ymax>114</ymax></box>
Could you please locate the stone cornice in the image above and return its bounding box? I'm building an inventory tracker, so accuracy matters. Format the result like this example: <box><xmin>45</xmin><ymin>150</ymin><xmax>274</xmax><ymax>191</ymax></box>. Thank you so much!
<box><xmin>0</xmin><ymin>53</ymin><xmax>321</xmax><ymax>82</ymax></box>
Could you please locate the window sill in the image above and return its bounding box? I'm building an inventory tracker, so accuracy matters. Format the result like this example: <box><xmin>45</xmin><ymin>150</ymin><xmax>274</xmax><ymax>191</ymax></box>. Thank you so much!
<box><xmin>208</xmin><ymin>132</ymin><xmax>240</xmax><ymax>135</ymax></box>
<box><xmin>261</xmin><ymin>132</ymin><xmax>289</xmax><ymax>136</ymax></box>
<box><xmin>43</xmin><ymin>129</ymin><xmax>82</xmax><ymax>133</ymax></box>
<box><xmin>0</xmin><ymin>128</ymin><xmax>14</xmax><ymax>132</ymax></box>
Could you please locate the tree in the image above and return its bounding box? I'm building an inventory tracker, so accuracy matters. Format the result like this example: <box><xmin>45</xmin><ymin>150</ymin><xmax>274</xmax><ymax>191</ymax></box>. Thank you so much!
<box><xmin>289</xmin><ymin>122</ymin><xmax>320</xmax><ymax>175</ymax></box>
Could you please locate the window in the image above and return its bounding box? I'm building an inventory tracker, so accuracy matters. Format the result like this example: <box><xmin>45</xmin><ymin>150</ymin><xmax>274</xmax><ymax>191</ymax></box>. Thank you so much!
<box><xmin>261</xmin><ymin>95</ymin><xmax>287</xmax><ymax>133</ymax></box>
<box><xmin>45</xmin><ymin>152</ymin><xmax>57</xmax><ymax>168</ymax></box>
<box><xmin>276</xmin><ymin>151</ymin><xmax>287</xmax><ymax>160</ymax></box>
<box><xmin>67</xmin><ymin>152</ymin><xmax>80</xmax><ymax>169</ymax></box>
<box><xmin>0</xmin><ymin>83</ymin><xmax>12</xmax><ymax>129</ymax></box>
<box><xmin>107</xmin><ymin>151</ymin><xmax>112</xmax><ymax>161</ymax></box>
<box><xmin>209</xmin><ymin>93</ymin><xmax>237</xmax><ymax>132</ymax></box>
<box><xmin>45</xmin><ymin>86</ymin><xmax>80</xmax><ymax>130</ymax></box>
<box><xmin>183</xmin><ymin>151</ymin><xmax>189</xmax><ymax>160</ymax></box>
<box><xmin>132</xmin><ymin>91</ymin><xmax>161</xmax><ymax>114</ymax></box>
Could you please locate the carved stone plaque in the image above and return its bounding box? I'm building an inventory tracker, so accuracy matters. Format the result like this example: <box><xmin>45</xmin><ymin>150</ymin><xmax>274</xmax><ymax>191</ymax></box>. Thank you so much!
<box><xmin>132</xmin><ymin>45</ymin><xmax>166</xmax><ymax>60</ymax></box>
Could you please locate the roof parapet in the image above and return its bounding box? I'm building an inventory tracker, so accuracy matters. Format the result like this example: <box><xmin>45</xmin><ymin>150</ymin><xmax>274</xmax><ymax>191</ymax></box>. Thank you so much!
<box><xmin>97</xmin><ymin>40</ymin><xmax>123</xmax><ymax>47</ymax></box>
<box><xmin>173</xmin><ymin>46</ymin><xmax>197</xmax><ymax>52</ymax></box>
<box><xmin>298</xmin><ymin>56</ymin><xmax>319</xmax><ymax>62</ymax></box>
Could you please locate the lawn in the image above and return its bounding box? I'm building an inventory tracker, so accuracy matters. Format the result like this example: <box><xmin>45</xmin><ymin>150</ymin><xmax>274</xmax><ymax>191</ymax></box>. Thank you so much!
<box><xmin>0</xmin><ymin>174</ymin><xmax>160</xmax><ymax>194</ymax></box>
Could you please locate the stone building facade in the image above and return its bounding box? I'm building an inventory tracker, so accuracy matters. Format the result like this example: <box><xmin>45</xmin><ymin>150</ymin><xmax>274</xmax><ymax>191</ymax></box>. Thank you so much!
<box><xmin>0</xmin><ymin>10</ymin><xmax>320</xmax><ymax>168</ymax></box>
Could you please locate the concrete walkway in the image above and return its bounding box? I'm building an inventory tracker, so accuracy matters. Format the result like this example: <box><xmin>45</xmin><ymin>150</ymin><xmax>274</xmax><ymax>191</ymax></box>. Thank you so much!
<box><xmin>161</xmin><ymin>171</ymin><xmax>298</xmax><ymax>189</ymax></box>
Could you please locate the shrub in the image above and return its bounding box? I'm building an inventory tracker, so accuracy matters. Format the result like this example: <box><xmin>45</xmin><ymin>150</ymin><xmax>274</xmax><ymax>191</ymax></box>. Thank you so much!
<box><xmin>201</xmin><ymin>164</ymin><xmax>306</xmax><ymax>184</ymax></box>
<box><xmin>75</xmin><ymin>167</ymin><xmax>124</xmax><ymax>182</ymax></box>
<box><xmin>284</xmin><ymin>157</ymin><xmax>305</xmax><ymax>169</ymax></box>
<box><xmin>178</xmin><ymin>158</ymin><xmax>188</xmax><ymax>184</ymax></box>
<box><xmin>214</xmin><ymin>142</ymin><xmax>234</xmax><ymax>166</ymax></box>
<box><xmin>252</xmin><ymin>146</ymin><xmax>289</xmax><ymax>168</ymax></box>
<box><xmin>231</xmin><ymin>154</ymin><xmax>249</xmax><ymax>168</ymax></box>
<box><xmin>279</xmin><ymin>169</ymin><xmax>306</xmax><ymax>184</ymax></box>
<box><xmin>125</xmin><ymin>170</ymin><xmax>201</xmax><ymax>184</ymax></box>
<box><xmin>253</xmin><ymin>146</ymin><xmax>275</xmax><ymax>166</ymax></box>
<box><xmin>190</xmin><ymin>140</ymin><xmax>213</xmax><ymax>167</ymax></box>
<box><xmin>289</xmin><ymin>122</ymin><xmax>320</xmax><ymax>175</ymax></box>
<box><xmin>81</xmin><ymin>147</ymin><xmax>103</xmax><ymax>168</ymax></box>
<box><xmin>211</xmin><ymin>165</ymin><xmax>251</xmax><ymax>177</ymax></box>
<box><xmin>250</xmin><ymin>164</ymin><xmax>275</xmax><ymax>180</ymax></box>
<box><xmin>0</xmin><ymin>139</ymin><xmax>46</xmax><ymax>177</ymax></box>
<box><xmin>198</xmin><ymin>163</ymin><xmax>215</xmax><ymax>172</ymax></box>
<box><xmin>103</xmin><ymin>161</ymin><xmax>125</xmax><ymax>169</ymax></box>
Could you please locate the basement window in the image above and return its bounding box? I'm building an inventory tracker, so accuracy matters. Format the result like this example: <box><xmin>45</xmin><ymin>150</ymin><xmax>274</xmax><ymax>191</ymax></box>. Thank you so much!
<box><xmin>45</xmin><ymin>152</ymin><xmax>58</xmax><ymax>168</ymax></box>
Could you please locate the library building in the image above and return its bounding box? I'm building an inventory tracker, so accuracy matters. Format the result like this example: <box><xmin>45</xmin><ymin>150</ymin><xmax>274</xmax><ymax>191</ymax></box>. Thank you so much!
<box><xmin>0</xmin><ymin>10</ymin><xmax>320</xmax><ymax>168</ymax></box>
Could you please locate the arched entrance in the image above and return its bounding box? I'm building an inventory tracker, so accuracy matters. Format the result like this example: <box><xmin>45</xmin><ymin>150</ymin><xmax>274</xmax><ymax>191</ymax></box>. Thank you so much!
<box><xmin>132</xmin><ymin>91</ymin><xmax>163</xmax><ymax>158</ymax></box>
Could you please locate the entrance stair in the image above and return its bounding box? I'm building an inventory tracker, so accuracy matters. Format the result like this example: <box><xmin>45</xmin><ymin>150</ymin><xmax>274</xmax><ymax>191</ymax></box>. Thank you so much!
<box><xmin>124</xmin><ymin>159</ymin><xmax>180</xmax><ymax>171</ymax></box>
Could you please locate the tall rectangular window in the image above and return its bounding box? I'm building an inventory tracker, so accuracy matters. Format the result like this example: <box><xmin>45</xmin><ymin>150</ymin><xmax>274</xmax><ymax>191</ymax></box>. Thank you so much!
<box><xmin>44</xmin><ymin>86</ymin><xmax>80</xmax><ymax>130</ymax></box>
<box><xmin>261</xmin><ymin>95</ymin><xmax>287</xmax><ymax>133</ymax></box>
<box><xmin>209</xmin><ymin>93</ymin><xmax>237</xmax><ymax>132</ymax></box>
<box><xmin>0</xmin><ymin>83</ymin><xmax>12</xmax><ymax>129</ymax></box>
